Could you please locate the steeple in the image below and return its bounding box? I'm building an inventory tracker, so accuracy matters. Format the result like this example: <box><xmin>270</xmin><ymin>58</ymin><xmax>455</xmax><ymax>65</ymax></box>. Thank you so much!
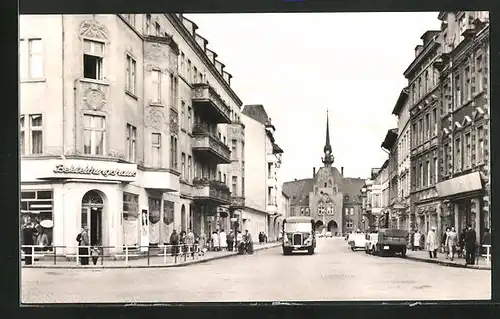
<box><xmin>322</xmin><ymin>109</ymin><xmax>334</xmax><ymax>167</ymax></box>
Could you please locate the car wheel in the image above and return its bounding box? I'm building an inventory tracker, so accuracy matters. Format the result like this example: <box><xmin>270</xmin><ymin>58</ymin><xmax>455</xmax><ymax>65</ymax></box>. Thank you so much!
<box><xmin>282</xmin><ymin>248</ymin><xmax>290</xmax><ymax>256</ymax></box>
<box><xmin>308</xmin><ymin>248</ymin><xmax>315</xmax><ymax>255</ymax></box>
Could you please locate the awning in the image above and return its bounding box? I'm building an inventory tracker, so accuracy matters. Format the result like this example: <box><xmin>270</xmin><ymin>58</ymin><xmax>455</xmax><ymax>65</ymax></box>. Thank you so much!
<box><xmin>436</xmin><ymin>172</ymin><xmax>483</xmax><ymax>198</ymax></box>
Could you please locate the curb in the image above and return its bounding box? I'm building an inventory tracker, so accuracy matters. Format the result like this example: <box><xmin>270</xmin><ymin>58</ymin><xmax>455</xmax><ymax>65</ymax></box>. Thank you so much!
<box><xmin>405</xmin><ymin>256</ymin><xmax>491</xmax><ymax>270</ymax></box>
<box><xmin>22</xmin><ymin>243</ymin><xmax>281</xmax><ymax>270</ymax></box>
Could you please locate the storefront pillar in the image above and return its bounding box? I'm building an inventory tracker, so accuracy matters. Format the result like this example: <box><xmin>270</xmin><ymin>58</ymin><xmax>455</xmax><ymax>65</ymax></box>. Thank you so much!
<box><xmin>436</xmin><ymin>202</ymin><xmax>442</xmax><ymax>243</ymax></box>
<box><xmin>200</xmin><ymin>206</ymin><xmax>205</xmax><ymax>235</ymax></box>
<box><xmin>472</xmin><ymin>197</ymin><xmax>481</xmax><ymax>244</ymax></box>
<box><xmin>454</xmin><ymin>203</ymin><xmax>460</xmax><ymax>236</ymax></box>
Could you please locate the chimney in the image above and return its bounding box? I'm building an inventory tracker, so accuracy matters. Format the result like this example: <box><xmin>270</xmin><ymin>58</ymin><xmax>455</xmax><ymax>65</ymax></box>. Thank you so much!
<box><xmin>313</xmin><ymin>167</ymin><xmax>316</xmax><ymax>176</ymax></box>
<box><xmin>341</xmin><ymin>167</ymin><xmax>344</xmax><ymax>176</ymax></box>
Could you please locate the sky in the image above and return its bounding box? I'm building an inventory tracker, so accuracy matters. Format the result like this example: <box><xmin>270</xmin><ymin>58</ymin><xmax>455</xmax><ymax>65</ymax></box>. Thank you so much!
<box><xmin>186</xmin><ymin>12</ymin><xmax>442</xmax><ymax>183</ymax></box>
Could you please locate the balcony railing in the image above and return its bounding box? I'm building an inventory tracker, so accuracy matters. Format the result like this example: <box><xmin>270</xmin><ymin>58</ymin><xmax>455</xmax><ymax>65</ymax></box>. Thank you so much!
<box><xmin>193</xmin><ymin>178</ymin><xmax>231</xmax><ymax>204</ymax></box>
<box><xmin>192</xmin><ymin>125</ymin><xmax>231</xmax><ymax>164</ymax></box>
<box><xmin>192</xmin><ymin>83</ymin><xmax>231</xmax><ymax>124</ymax></box>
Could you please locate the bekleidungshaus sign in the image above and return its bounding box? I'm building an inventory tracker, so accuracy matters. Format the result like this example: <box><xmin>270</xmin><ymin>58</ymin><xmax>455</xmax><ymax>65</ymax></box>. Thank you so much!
<box><xmin>53</xmin><ymin>164</ymin><xmax>136</xmax><ymax>178</ymax></box>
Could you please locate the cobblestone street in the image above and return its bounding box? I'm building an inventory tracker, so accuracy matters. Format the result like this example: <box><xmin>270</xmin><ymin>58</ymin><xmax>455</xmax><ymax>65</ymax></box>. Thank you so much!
<box><xmin>21</xmin><ymin>238</ymin><xmax>490</xmax><ymax>303</ymax></box>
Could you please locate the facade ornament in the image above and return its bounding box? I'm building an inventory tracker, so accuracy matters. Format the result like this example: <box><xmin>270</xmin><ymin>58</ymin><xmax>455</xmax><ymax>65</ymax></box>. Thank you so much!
<box><xmin>79</xmin><ymin>19</ymin><xmax>109</xmax><ymax>41</ymax></box>
<box><xmin>83</xmin><ymin>88</ymin><xmax>106</xmax><ymax>111</ymax></box>
<box><xmin>145</xmin><ymin>107</ymin><xmax>164</xmax><ymax>130</ymax></box>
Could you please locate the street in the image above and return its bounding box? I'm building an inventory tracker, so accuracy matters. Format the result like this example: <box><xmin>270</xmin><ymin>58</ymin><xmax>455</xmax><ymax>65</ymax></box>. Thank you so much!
<box><xmin>21</xmin><ymin>237</ymin><xmax>490</xmax><ymax>303</ymax></box>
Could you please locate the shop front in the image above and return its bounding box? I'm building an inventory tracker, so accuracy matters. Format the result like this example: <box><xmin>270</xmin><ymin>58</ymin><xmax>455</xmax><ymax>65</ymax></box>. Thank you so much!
<box><xmin>436</xmin><ymin>171</ymin><xmax>486</xmax><ymax>243</ymax></box>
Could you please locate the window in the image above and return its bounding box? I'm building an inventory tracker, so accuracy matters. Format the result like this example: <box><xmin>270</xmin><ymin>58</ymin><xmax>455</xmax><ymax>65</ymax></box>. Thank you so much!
<box><xmin>417</xmin><ymin>78</ymin><xmax>422</xmax><ymax>100</ymax></box>
<box><xmin>434</xmin><ymin>157</ymin><xmax>438</xmax><ymax>184</ymax></box>
<box><xmin>426</xmin><ymin>160</ymin><xmax>431</xmax><ymax>186</ymax></box>
<box><xmin>169</xmin><ymin>135</ymin><xmax>178</xmax><ymax>169</ymax></box>
<box><xmin>223</xmin><ymin>173</ymin><xmax>227</xmax><ymax>185</ymax></box>
<box><xmin>241</xmin><ymin>142</ymin><xmax>245</xmax><ymax>159</ymax></box>
<box><xmin>454</xmin><ymin>74</ymin><xmax>461</xmax><ymax>109</ymax></box>
<box><xmin>180</xmin><ymin>52</ymin><xmax>185</xmax><ymax>78</ymax></box>
<box><xmin>476</xmin><ymin>55</ymin><xmax>483</xmax><ymax>93</ymax></box>
<box><xmin>232</xmin><ymin>176</ymin><xmax>237</xmax><ymax>194</ymax></box>
<box><xmin>145</xmin><ymin>14</ymin><xmax>151</xmax><ymax>35</ymax></box>
<box><xmin>20</xmin><ymin>114</ymin><xmax>43</xmax><ymax>155</ymax></box>
<box><xmin>21</xmin><ymin>190</ymin><xmax>54</xmax><ymax>247</ymax></box>
<box><xmin>419</xmin><ymin>163</ymin><xmax>423</xmax><ymax>188</ymax></box>
<box><xmin>151</xmin><ymin>70</ymin><xmax>161</xmax><ymax>103</ymax></box>
<box><xmin>83</xmin><ymin>39</ymin><xmax>104</xmax><ymax>80</ymax></box>
<box><xmin>268</xmin><ymin>162</ymin><xmax>273</xmax><ymax>177</ymax></box>
<box><xmin>346</xmin><ymin>220</ymin><xmax>354</xmax><ymax>228</ymax></box>
<box><xmin>443</xmin><ymin>143</ymin><xmax>449</xmax><ymax>175</ymax></box>
<box><xmin>464</xmin><ymin>132</ymin><xmax>471</xmax><ymax>168</ymax></box>
<box><xmin>350</xmin><ymin>207</ymin><xmax>354</xmax><ymax>215</ymax></box>
<box><xmin>477</xmin><ymin>126</ymin><xmax>484</xmax><ymax>163</ymax></box>
<box><xmin>155</xmin><ymin>22</ymin><xmax>161</xmax><ymax>36</ymax></box>
<box><xmin>126</xmin><ymin>124</ymin><xmax>136</xmax><ymax>162</ymax></box>
<box><xmin>181</xmin><ymin>153</ymin><xmax>186</xmax><ymax>180</ymax></box>
<box><xmin>193</xmin><ymin>66</ymin><xmax>198</xmax><ymax>83</ymax></box>
<box><xmin>411</xmin><ymin>83</ymin><xmax>416</xmax><ymax>104</ymax></box>
<box><xmin>181</xmin><ymin>101</ymin><xmax>186</xmax><ymax>129</ymax></box>
<box><xmin>20</xmin><ymin>38</ymin><xmax>43</xmax><ymax>79</ymax></box>
<box><xmin>223</xmin><ymin>136</ymin><xmax>226</xmax><ymax>145</ymax></box>
<box><xmin>123</xmin><ymin>193</ymin><xmax>139</xmax><ymax>221</ymax></box>
<box><xmin>152</xmin><ymin>133</ymin><xmax>162</xmax><ymax>167</ymax></box>
<box><xmin>412</xmin><ymin>123</ymin><xmax>417</xmax><ymax>147</ymax></box>
<box><xmin>218</xmin><ymin>171</ymin><xmax>222</xmax><ymax>182</ymax></box>
<box><xmin>424</xmin><ymin>70</ymin><xmax>429</xmax><ymax>94</ymax></box>
<box><xmin>345</xmin><ymin>208</ymin><xmax>349</xmax><ymax>216</ymax></box>
<box><xmin>231</xmin><ymin>139</ymin><xmax>237</xmax><ymax>159</ymax></box>
<box><xmin>83</xmin><ymin>115</ymin><xmax>105</xmax><ymax>155</ymax></box>
<box><xmin>187</xmin><ymin>155</ymin><xmax>192</xmax><ymax>181</ymax></box>
<box><xmin>411</xmin><ymin>166</ymin><xmax>416</xmax><ymax>189</ymax></box>
<box><xmin>125</xmin><ymin>55</ymin><xmax>136</xmax><ymax>95</ymax></box>
<box><xmin>432</xmin><ymin>108</ymin><xmax>437</xmax><ymax>136</ymax></box>
<box><xmin>169</xmin><ymin>73</ymin><xmax>177</xmax><ymax>109</ymax></box>
<box><xmin>418</xmin><ymin>119</ymin><xmax>423</xmax><ymax>145</ymax></box>
<box><xmin>187</xmin><ymin>60</ymin><xmax>192</xmax><ymax>82</ymax></box>
<box><xmin>464</xmin><ymin>65</ymin><xmax>471</xmax><ymax>101</ymax></box>
<box><xmin>187</xmin><ymin>107</ymin><xmax>192</xmax><ymax>132</ymax></box>
<box><xmin>424</xmin><ymin>113</ymin><xmax>430</xmax><ymax>140</ymax></box>
<box><xmin>268</xmin><ymin>187</ymin><xmax>273</xmax><ymax>205</ymax></box>
<box><xmin>455</xmin><ymin>137</ymin><xmax>462</xmax><ymax>171</ymax></box>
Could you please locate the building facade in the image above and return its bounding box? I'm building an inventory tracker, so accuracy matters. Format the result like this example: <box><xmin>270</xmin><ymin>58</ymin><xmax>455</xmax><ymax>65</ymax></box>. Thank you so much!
<box><xmin>392</xmin><ymin>88</ymin><xmax>412</xmax><ymax>230</ymax></box>
<box><xmin>435</xmin><ymin>11</ymin><xmax>490</xmax><ymax>244</ymax></box>
<box><xmin>239</xmin><ymin>105</ymin><xmax>284</xmax><ymax>240</ymax></box>
<box><xmin>381</xmin><ymin>129</ymin><xmax>402</xmax><ymax>229</ymax></box>
<box><xmin>19</xmin><ymin>14</ymin><xmax>245</xmax><ymax>254</ymax></box>
<box><xmin>405</xmin><ymin>28</ymin><xmax>442</xmax><ymax>238</ymax></box>
<box><xmin>282</xmin><ymin>112</ymin><xmax>365</xmax><ymax>235</ymax></box>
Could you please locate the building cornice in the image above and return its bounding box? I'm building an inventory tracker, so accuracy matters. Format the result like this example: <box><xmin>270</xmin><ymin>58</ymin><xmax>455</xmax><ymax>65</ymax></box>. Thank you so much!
<box><xmin>166</xmin><ymin>14</ymin><xmax>243</xmax><ymax>107</ymax></box>
<box><xmin>404</xmin><ymin>40</ymin><xmax>440</xmax><ymax>79</ymax></box>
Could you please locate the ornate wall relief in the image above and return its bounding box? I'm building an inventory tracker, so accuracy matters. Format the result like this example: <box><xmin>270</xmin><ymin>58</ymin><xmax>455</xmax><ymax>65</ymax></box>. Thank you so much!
<box><xmin>145</xmin><ymin>107</ymin><xmax>165</xmax><ymax>131</ymax></box>
<box><xmin>83</xmin><ymin>88</ymin><xmax>106</xmax><ymax>111</ymax></box>
<box><xmin>79</xmin><ymin>19</ymin><xmax>109</xmax><ymax>41</ymax></box>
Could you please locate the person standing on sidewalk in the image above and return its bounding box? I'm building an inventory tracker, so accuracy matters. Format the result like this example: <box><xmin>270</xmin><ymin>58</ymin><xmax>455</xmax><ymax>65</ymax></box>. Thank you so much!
<box><xmin>458</xmin><ymin>228</ymin><xmax>467</xmax><ymax>258</ymax></box>
<box><xmin>413</xmin><ymin>229</ymin><xmax>421</xmax><ymax>251</ymax></box>
<box><xmin>482</xmin><ymin>228</ymin><xmax>491</xmax><ymax>256</ymax></box>
<box><xmin>465</xmin><ymin>225</ymin><xmax>477</xmax><ymax>265</ymax></box>
<box><xmin>170</xmin><ymin>229</ymin><xmax>179</xmax><ymax>256</ymax></box>
<box><xmin>442</xmin><ymin>227</ymin><xmax>450</xmax><ymax>258</ymax></box>
<box><xmin>227</xmin><ymin>230</ymin><xmax>235</xmax><ymax>252</ymax></box>
<box><xmin>219</xmin><ymin>229</ymin><xmax>227</xmax><ymax>251</ymax></box>
<box><xmin>426</xmin><ymin>227</ymin><xmax>438</xmax><ymax>258</ymax></box>
<box><xmin>185</xmin><ymin>229</ymin><xmax>195</xmax><ymax>257</ymax></box>
<box><xmin>446</xmin><ymin>227</ymin><xmax>458</xmax><ymax>261</ymax></box>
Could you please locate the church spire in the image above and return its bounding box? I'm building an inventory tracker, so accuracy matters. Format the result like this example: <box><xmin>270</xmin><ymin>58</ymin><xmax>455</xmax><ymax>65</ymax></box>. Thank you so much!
<box><xmin>322</xmin><ymin>109</ymin><xmax>334</xmax><ymax>167</ymax></box>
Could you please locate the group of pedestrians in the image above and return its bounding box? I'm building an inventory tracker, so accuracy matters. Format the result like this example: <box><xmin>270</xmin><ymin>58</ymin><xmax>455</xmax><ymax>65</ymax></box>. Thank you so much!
<box><xmin>412</xmin><ymin>225</ymin><xmax>490</xmax><ymax>266</ymax></box>
<box><xmin>21</xmin><ymin>215</ymin><xmax>51</xmax><ymax>265</ymax></box>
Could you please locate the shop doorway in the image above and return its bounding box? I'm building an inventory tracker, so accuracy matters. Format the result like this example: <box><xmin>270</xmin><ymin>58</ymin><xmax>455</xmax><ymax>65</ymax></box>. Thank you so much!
<box><xmin>81</xmin><ymin>190</ymin><xmax>104</xmax><ymax>246</ymax></box>
<box><xmin>181</xmin><ymin>204</ymin><xmax>186</xmax><ymax>232</ymax></box>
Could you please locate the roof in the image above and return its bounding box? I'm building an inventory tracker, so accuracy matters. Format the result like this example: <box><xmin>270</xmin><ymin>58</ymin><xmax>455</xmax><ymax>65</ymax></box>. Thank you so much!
<box><xmin>242</xmin><ymin>105</ymin><xmax>271</xmax><ymax>125</ymax></box>
<box><xmin>391</xmin><ymin>87</ymin><xmax>409</xmax><ymax>115</ymax></box>
<box><xmin>381</xmin><ymin>128</ymin><xmax>398</xmax><ymax>151</ymax></box>
<box><xmin>282</xmin><ymin>178</ymin><xmax>314</xmax><ymax>206</ymax></box>
<box><xmin>282</xmin><ymin>188</ymin><xmax>290</xmax><ymax>198</ymax></box>
<box><xmin>272</xmin><ymin>142</ymin><xmax>284</xmax><ymax>154</ymax></box>
<box><xmin>341</xmin><ymin>177</ymin><xmax>365</xmax><ymax>202</ymax></box>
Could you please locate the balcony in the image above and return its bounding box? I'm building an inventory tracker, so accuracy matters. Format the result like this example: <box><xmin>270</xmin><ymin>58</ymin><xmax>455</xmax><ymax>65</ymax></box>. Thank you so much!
<box><xmin>192</xmin><ymin>125</ymin><xmax>231</xmax><ymax>164</ymax></box>
<box><xmin>230</xmin><ymin>196</ymin><xmax>245</xmax><ymax>209</ymax></box>
<box><xmin>192</xmin><ymin>83</ymin><xmax>231</xmax><ymax>124</ymax></box>
<box><xmin>193</xmin><ymin>178</ymin><xmax>231</xmax><ymax>205</ymax></box>
<box><xmin>267</xmin><ymin>199</ymin><xmax>278</xmax><ymax>214</ymax></box>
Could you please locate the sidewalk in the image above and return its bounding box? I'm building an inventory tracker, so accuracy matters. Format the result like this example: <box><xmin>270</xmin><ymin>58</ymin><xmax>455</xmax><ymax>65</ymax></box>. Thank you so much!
<box><xmin>406</xmin><ymin>249</ymin><xmax>491</xmax><ymax>270</ymax></box>
<box><xmin>22</xmin><ymin>242</ymin><xmax>281</xmax><ymax>269</ymax></box>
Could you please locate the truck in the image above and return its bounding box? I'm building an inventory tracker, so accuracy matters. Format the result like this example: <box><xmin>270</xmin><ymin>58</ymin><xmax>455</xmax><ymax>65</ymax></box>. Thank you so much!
<box><xmin>282</xmin><ymin>216</ymin><xmax>316</xmax><ymax>255</ymax></box>
<box><xmin>373</xmin><ymin>228</ymin><xmax>409</xmax><ymax>257</ymax></box>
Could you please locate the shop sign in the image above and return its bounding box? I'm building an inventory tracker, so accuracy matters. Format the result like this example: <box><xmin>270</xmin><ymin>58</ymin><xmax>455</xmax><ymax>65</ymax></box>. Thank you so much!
<box><xmin>54</xmin><ymin>164</ymin><xmax>136</xmax><ymax>178</ymax></box>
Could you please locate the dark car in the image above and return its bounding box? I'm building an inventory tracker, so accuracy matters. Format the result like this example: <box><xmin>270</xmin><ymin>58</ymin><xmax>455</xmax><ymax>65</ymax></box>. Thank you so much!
<box><xmin>373</xmin><ymin>228</ymin><xmax>409</xmax><ymax>257</ymax></box>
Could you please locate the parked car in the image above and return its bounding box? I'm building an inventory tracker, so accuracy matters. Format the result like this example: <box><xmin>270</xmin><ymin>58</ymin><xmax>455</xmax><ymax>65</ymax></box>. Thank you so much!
<box><xmin>325</xmin><ymin>231</ymin><xmax>333</xmax><ymax>238</ymax></box>
<box><xmin>348</xmin><ymin>232</ymin><xmax>366</xmax><ymax>251</ymax></box>
<box><xmin>364</xmin><ymin>232</ymin><xmax>379</xmax><ymax>254</ymax></box>
<box><xmin>373</xmin><ymin>228</ymin><xmax>409</xmax><ymax>257</ymax></box>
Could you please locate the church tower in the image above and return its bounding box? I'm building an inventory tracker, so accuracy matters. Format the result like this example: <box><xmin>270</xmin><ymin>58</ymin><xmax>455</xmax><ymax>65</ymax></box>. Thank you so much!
<box><xmin>322</xmin><ymin>110</ymin><xmax>334</xmax><ymax>167</ymax></box>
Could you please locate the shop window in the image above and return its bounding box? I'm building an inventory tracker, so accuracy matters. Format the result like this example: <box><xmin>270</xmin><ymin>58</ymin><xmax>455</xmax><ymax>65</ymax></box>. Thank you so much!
<box><xmin>148</xmin><ymin>197</ymin><xmax>161</xmax><ymax>224</ymax></box>
<box><xmin>163</xmin><ymin>200</ymin><xmax>174</xmax><ymax>225</ymax></box>
<box><xmin>123</xmin><ymin>193</ymin><xmax>139</xmax><ymax>221</ymax></box>
<box><xmin>83</xmin><ymin>114</ymin><xmax>105</xmax><ymax>155</ymax></box>
<box><xmin>83</xmin><ymin>39</ymin><xmax>104</xmax><ymax>80</ymax></box>
<box><xmin>20</xmin><ymin>190</ymin><xmax>54</xmax><ymax>247</ymax></box>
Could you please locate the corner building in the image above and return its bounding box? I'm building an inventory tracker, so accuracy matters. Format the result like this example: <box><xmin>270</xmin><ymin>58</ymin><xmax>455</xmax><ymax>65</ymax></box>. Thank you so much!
<box><xmin>435</xmin><ymin>12</ymin><xmax>490</xmax><ymax>243</ymax></box>
<box><xmin>19</xmin><ymin>14</ymin><xmax>243</xmax><ymax>254</ymax></box>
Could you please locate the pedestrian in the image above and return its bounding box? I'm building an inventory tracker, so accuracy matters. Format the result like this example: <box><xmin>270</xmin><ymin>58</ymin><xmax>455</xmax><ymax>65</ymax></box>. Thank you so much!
<box><xmin>91</xmin><ymin>245</ymin><xmax>100</xmax><ymax>265</ymax></box>
<box><xmin>185</xmin><ymin>229</ymin><xmax>195</xmax><ymax>257</ymax></box>
<box><xmin>446</xmin><ymin>227</ymin><xmax>458</xmax><ymax>261</ymax></box>
<box><xmin>258</xmin><ymin>232</ymin><xmax>263</xmax><ymax>244</ymax></box>
<box><xmin>227</xmin><ymin>230</ymin><xmax>235</xmax><ymax>252</ymax></box>
<box><xmin>442</xmin><ymin>227</ymin><xmax>450</xmax><ymax>258</ymax></box>
<box><xmin>211</xmin><ymin>231</ymin><xmax>220</xmax><ymax>251</ymax></box>
<box><xmin>170</xmin><ymin>229</ymin><xmax>179</xmax><ymax>256</ymax></box>
<box><xmin>426</xmin><ymin>226</ymin><xmax>438</xmax><ymax>258</ymax></box>
<box><xmin>198</xmin><ymin>232</ymin><xmax>206</xmax><ymax>256</ymax></box>
<box><xmin>179</xmin><ymin>230</ymin><xmax>187</xmax><ymax>255</ymax></box>
<box><xmin>36</xmin><ymin>227</ymin><xmax>50</xmax><ymax>251</ymax></box>
<box><xmin>236</xmin><ymin>230</ymin><xmax>243</xmax><ymax>251</ymax></box>
<box><xmin>78</xmin><ymin>226</ymin><xmax>90</xmax><ymax>265</ymax></box>
<box><xmin>464</xmin><ymin>225</ymin><xmax>477</xmax><ymax>265</ymax></box>
<box><xmin>21</xmin><ymin>216</ymin><xmax>37</xmax><ymax>265</ymax></box>
<box><xmin>413</xmin><ymin>229</ymin><xmax>421</xmax><ymax>251</ymax></box>
<box><xmin>482</xmin><ymin>228</ymin><xmax>491</xmax><ymax>256</ymax></box>
<box><xmin>244</xmin><ymin>229</ymin><xmax>254</xmax><ymax>254</ymax></box>
<box><xmin>219</xmin><ymin>229</ymin><xmax>227</xmax><ymax>251</ymax></box>
<box><xmin>458</xmin><ymin>228</ymin><xmax>467</xmax><ymax>258</ymax></box>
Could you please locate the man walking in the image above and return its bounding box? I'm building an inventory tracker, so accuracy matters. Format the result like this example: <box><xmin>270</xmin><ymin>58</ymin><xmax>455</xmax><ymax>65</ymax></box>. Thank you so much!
<box><xmin>446</xmin><ymin>227</ymin><xmax>458</xmax><ymax>261</ymax></box>
<box><xmin>426</xmin><ymin>227</ymin><xmax>438</xmax><ymax>258</ymax></box>
<box><xmin>465</xmin><ymin>225</ymin><xmax>477</xmax><ymax>265</ymax></box>
<box><xmin>227</xmin><ymin>230</ymin><xmax>235</xmax><ymax>252</ymax></box>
